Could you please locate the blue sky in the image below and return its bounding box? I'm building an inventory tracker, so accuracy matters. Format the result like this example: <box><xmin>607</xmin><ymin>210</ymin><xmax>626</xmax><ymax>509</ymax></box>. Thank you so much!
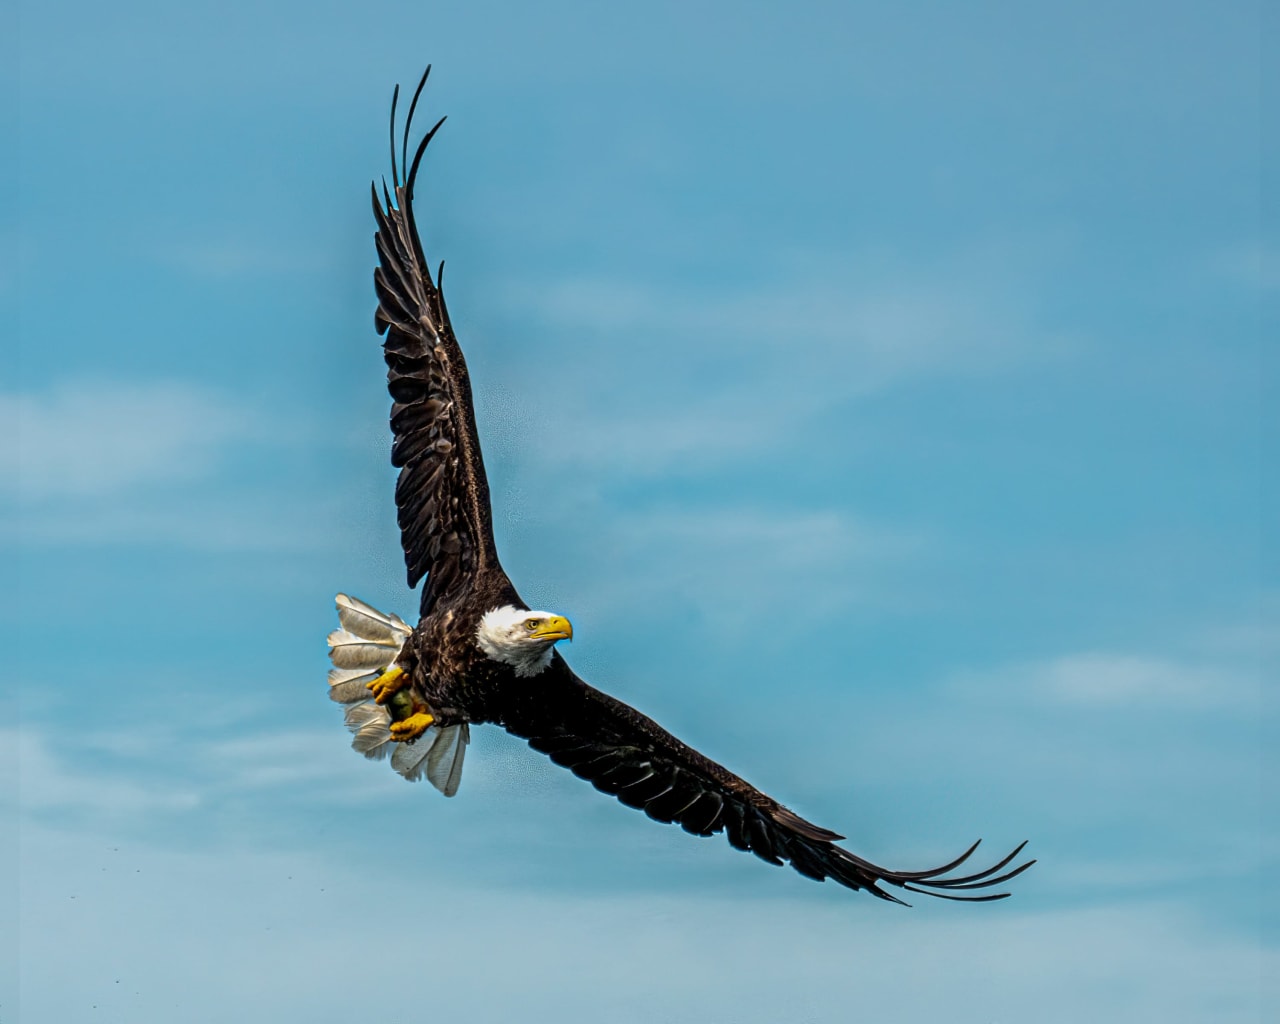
<box><xmin>5</xmin><ymin>1</ymin><xmax>1274</xmax><ymax>1020</ymax></box>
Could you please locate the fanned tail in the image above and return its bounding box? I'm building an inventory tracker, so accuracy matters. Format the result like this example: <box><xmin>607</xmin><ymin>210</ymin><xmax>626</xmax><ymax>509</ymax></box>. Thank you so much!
<box><xmin>326</xmin><ymin>593</ymin><xmax>467</xmax><ymax>797</ymax></box>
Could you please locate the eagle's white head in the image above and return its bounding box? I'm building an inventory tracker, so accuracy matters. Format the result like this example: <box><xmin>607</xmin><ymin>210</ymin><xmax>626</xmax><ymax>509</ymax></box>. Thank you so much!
<box><xmin>475</xmin><ymin>605</ymin><xmax>574</xmax><ymax>677</ymax></box>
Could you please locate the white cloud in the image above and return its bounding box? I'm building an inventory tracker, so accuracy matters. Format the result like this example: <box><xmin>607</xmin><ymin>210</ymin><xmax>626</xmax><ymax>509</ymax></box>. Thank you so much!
<box><xmin>527</xmin><ymin>394</ymin><xmax>783</xmax><ymax>473</ymax></box>
<box><xmin>520</xmin><ymin>269</ymin><xmax>1050</xmax><ymax>386</ymax></box>
<box><xmin>1017</xmin><ymin>652</ymin><xmax>1255</xmax><ymax>709</ymax></box>
<box><xmin>0</xmin><ymin>378</ymin><xmax>348</xmax><ymax>550</ymax></box>
<box><xmin>1</xmin><ymin>380</ymin><xmax>262</xmax><ymax>499</ymax></box>
<box><xmin>948</xmin><ymin>634</ymin><xmax>1265</xmax><ymax>712</ymax></box>
<box><xmin>513</xmin><ymin>503</ymin><xmax>925</xmax><ymax>635</ymax></box>
<box><xmin>622</xmin><ymin>506</ymin><xmax>914</xmax><ymax>567</ymax></box>
<box><xmin>200</xmin><ymin>729</ymin><xmax>393</xmax><ymax>794</ymax></box>
<box><xmin>2</xmin><ymin>490</ymin><xmax>347</xmax><ymax>551</ymax></box>
<box><xmin>804</xmin><ymin>627</ymin><xmax>1268</xmax><ymax>850</ymax></box>
<box><xmin>10</xmin><ymin>720</ymin><xmax>403</xmax><ymax>829</ymax></box>
<box><xmin>500</xmin><ymin>255</ymin><xmax>1072</xmax><ymax>474</ymax></box>
<box><xmin>10</xmin><ymin>729</ymin><xmax>202</xmax><ymax>819</ymax></box>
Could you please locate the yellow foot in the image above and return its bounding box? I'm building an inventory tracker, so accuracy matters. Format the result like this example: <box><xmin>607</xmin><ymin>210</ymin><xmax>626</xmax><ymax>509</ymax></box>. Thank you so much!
<box><xmin>366</xmin><ymin>665</ymin><xmax>407</xmax><ymax>705</ymax></box>
<box><xmin>389</xmin><ymin>710</ymin><xmax>435</xmax><ymax>743</ymax></box>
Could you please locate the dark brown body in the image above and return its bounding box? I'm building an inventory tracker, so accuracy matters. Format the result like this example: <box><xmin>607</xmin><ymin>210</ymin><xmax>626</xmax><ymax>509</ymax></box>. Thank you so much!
<box><xmin>398</xmin><ymin>567</ymin><xmax>521</xmax><ymax>728</ymax></box>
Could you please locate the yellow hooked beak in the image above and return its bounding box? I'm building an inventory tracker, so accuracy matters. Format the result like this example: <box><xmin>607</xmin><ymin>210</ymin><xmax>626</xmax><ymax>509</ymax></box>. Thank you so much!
<box><xmin>530</xmin><ymin>615</ymin><xmax>573</xmax><ymax>642</ymax></box>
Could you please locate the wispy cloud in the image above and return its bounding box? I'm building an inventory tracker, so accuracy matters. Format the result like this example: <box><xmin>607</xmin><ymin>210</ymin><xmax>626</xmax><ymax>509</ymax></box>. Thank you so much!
<box><xmin>519</xmin><ymin>393</ymin><xmax>784</xmax><ymax>473</ymax></box>
<box><xmin>12</xmin><ymin>721</ymin><xmax>399</xmax><ymax>830</ymax></box>
<box><xmin>527</xmin><ymin>271</ymin><xmax>1050</xmax><ymax>384</ymax></box>
<box><xmin>512</xmin><ymin>503</ymin><xmax>925</xmax><ymax>634</ymax></box>
<box><xmin>608</xmin><ymin>505</ymin><xmax>921</xmax><ymax>599</ymax></box>
<box><xmin>10</xmin><ymin>729</ymin><xmax>202</xmax><ymax>820</ymax></box>
<box><xmin>803</xmin><ymin>619</ymin><xmax>1268</xmax><ymax>847</ymax></box>
<box><xmin>955</xmin><ymin>651</ymin><xmax>1260</xmax><ymax>711</ymax></box>
<box><xmin>942</xmin><ymin>608</ymin><xmax>1272</xmax><ymax>713</ymax></box>
<box><xmin>4</xmin><ymin>490</ymin><xmax>348</xmax><ymax>551</ymax></box>
<box><xmin>200</xmin><ymin>729</ymin><xmax>395</xmax><ymax>794</ymax></box>
<box><xmin>1</xmin><ymin>380</ymin><xmax>263</xmax><ymax>499</ymax></box>
<box><xmin>502</xmin><ymin>252</ymin><xmax>1073</xmax><ymax>473</ymax></box>
<box><xmin>0</xmin><ymin>378</ymin><xmax>343</xmax><ymax>550</ymax></box>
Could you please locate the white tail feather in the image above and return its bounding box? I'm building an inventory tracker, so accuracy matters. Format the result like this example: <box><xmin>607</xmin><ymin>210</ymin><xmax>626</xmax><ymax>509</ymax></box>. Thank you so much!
<box><xmin>329</xmin><ymin>667</ymin><xmax>379</xmax><ymax>704</ymax></box>
<box><xmin>329</xmin><ymin>665</ymin><xmax>379</xmax><ymax>685</ymax></box>
<box><xmin>336</xmin><ymin>593</ymin><xmax>412</xmax><ymax>644</ymax></box>
<box><xmin>327</xmin><ymin>594</ymin><xmax>467</xmax><ymax>796</ymax></box>
<box><xmin>327</xmin><ymin>629</ymin><xmax>402</xmax><ymax>670</ymax></box>
<box><xmin>344</xmin><ymin>701</ymin><xmax>394</xmax><ymax>760</ymax></box>
<box><xmin>329</xmin><ymin>678</ymin><xmax>377</xmax><ymax>704</ymax></box>
<box><xmin>392</xmin><ymin>729</ymin><xmax>441</xmax><ymax>781</ymax></box>
<box><xmin>426</xmin><ymin>724</ymin><xmax>469</xmax><ymax>797</ymax></box>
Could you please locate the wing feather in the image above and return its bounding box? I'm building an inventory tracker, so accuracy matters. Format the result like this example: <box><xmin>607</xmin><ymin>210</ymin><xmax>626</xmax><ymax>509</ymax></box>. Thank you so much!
<box><xmin>504</xmin><ymin>657</ymin><xmax>1034</xmax><ymax>904</ymax></box>
<box><xmin>373</xmin><ymin>69</ymin><xmax>499</xmax><ymax>615</ymax></box>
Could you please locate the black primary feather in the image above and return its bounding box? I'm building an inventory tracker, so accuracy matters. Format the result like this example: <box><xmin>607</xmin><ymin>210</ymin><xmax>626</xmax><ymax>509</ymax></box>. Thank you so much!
<box><xmin>372</xmin><ymin>76</ymin><xmax>497</xmax><ymax>616</ymax></box>
<box><xmin>490</xmin><ymin>653</ymin><xmax>1035</xmax><ymax>904</ymax></box>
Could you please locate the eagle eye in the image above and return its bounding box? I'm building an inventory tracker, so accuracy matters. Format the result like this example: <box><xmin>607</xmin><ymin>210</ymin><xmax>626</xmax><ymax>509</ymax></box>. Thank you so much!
<box><xmin>524</xmin><ymin>618</ymin><xmax>540</xmax><ymax>631</ymax></box>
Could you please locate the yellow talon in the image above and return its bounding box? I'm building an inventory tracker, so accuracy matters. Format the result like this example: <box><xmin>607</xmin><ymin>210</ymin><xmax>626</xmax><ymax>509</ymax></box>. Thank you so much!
<box><xmin>366</xmin><ymin>665</ymin><xmax>407</xmax><ymax>705</ymax></box>
<box><xmin>389</xmin><ymin>711</ymin><xmax>435</xmax><ymax>743</ymax></box>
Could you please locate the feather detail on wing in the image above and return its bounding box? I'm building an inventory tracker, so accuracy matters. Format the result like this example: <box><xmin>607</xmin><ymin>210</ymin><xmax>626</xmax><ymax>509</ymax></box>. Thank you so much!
<box><xmin>504</xmin><ymin>657</ymin><xmax>1034</xmax><ymax>904</ymax></box>
<box><xmin>374</xmin><ymin>68</ymin><xmax>500</xmax><ymax>616</ymax></box>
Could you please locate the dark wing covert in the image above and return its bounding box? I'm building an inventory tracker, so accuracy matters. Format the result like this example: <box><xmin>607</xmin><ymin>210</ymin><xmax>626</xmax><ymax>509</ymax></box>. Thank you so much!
<box><xmin>502</xmin><ymin>658</ymin><xmax>1034</xmax><ymax>904</ymax></box>
<box><xmin>373</xmin><ymin>68</ymin><xmax>499</xmax><ymax>615</ymax></box>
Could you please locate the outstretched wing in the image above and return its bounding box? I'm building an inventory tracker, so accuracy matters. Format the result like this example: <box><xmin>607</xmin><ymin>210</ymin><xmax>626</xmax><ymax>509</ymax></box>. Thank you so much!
<box><xmin>373</xmin><ymin>68</ymin><xmax>499</xmax><ymax>615</ymax></box>
<box><xmin>500</xmin><ymin>658</ymin><xmax>1033</xmax><ymax>904</ymax></box>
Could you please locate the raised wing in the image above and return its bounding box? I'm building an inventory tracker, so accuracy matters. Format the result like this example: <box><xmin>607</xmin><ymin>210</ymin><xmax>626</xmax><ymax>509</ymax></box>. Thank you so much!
<box><xmin>501</xmin><ymin>658</ymin><xmax>1033</xmax><ymax>904</ymax></box>
<box><xmin>373</xmin><ymin>68</ymin><xmax>499</xmax><ymax>615</ymax></box>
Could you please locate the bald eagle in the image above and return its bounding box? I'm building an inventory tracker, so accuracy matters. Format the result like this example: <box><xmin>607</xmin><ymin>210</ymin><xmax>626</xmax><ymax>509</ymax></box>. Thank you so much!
<box><xmin>327</xmin><ymin>67</ymin><xmax>1033</xmax><ymax>905</ymax></box>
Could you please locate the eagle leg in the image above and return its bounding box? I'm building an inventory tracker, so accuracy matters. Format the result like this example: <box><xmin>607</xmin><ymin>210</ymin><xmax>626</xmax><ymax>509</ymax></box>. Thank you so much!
<box><xmin>389</xmin><ymin>704</ymin><xmax>435</xmax><ymax>743</ymax></box>
<box><xmin>367</xmin><ymin>665</ymin><xmax>409</xmax><ymax>704</ymax></box>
